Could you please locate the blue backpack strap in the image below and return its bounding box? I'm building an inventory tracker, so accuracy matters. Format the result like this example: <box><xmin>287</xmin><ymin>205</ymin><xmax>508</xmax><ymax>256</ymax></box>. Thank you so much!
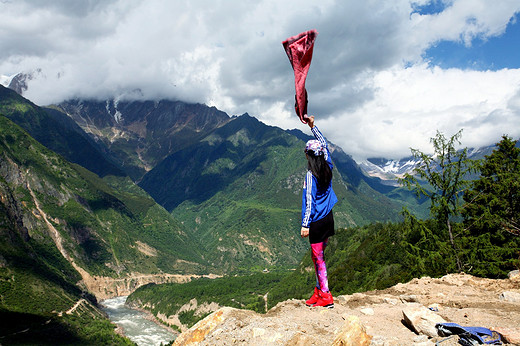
<box><xmin>436</xmin><ymin>323</ymin><xmax>502</xmax><ymax>345</ymax></box>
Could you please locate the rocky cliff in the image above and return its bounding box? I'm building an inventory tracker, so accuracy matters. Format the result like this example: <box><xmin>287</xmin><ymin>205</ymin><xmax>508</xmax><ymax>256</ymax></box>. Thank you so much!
<box><xmin>83</xmin><ymin>273</ymin><xmax>221</xmax><ymax>300</ymax></box>
<box><xmin>57</xmin><ymin>99</ymin><xmax>232</xmax><ymax>180</ymax></box>
<box><xmin>172</xmin><ymin>273</ymin><xmax>520</xmax><ymax>345</ymax></box>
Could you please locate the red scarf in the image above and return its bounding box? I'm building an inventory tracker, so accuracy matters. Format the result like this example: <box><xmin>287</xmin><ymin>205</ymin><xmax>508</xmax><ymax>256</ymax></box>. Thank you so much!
<box><xmin>282</xmin><ymin>29</ymin><xmax>318</xmax><ymax>124</ymax></box>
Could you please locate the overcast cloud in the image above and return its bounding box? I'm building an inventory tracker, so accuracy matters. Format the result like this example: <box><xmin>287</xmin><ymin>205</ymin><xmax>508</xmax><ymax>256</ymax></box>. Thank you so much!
<box><xmin>1</xmin><ymin>0</ymin><xmax>520</xmax><ymax>160</ymax></box>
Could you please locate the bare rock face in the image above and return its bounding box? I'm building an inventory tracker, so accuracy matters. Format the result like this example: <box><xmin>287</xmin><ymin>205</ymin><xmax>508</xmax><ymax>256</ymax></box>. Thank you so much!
<box><xmin>494</xmin><ymin>327</ymin><xmax>520</xmax><ymax>345</ymax></box>
<box><xmin>173</xmin><ymin>307</ymin><xmax>248</xmax><ymax>345</ymax></box>
<box><xmin>332</xmin><ymin>315</ymin><xmax>372</xmax><ymax>346</ymax></box>
<box><xmin>173</xmin><ymin>306</ymin><xmax>373</xmax><ymax>346</ymax></box>
<box><xmin>402</xmin><ymin>304</ymin><xmax>447</xmax><ymax>337</ymax></box>
<box><xmin>84</xmin><ymin>273</ymin><xmax>192</xmax><ymax>300</ymax></box>
<box><xmin>499</xmin><ymin>291</ymin><xmax>520</xmax><ymax>303</ymax></box>
<box><xmin>84</xmin><ymin>273</ymin><xmax>222</xmax><ymax>300</ymax></box>
<box><xmin>508</xmin><ymin>270</ymin><xmax>520</xmax><ymax>281</ymax></box>
<box><xmin>171</xmin><ymin>273</ymin><xmax>520</xmax><ymax>345</ymax></box>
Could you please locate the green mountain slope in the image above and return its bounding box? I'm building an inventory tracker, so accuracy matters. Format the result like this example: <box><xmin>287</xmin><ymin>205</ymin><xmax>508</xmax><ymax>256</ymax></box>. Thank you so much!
<box><xmin>0</xmin><ymin>116</ymin><xmax>138</xmax><ymax>344</ymax></box>
<box><xmin>0</xmin><ymin>113</ymin><xmax>207</xmax><ymax>276</ymax></box>
<box><xmin>1</xmin><ymin>88</ymin><xmax>209</xmax><ymax>275</ymax></box>
<box><xmin>139</xmin><ymin>115</ymin><xmax>408</xmax><ymax>272</ymax></box>
<box><xmin>140</xmin><ymin>115</ymin><xmax>309</xmax><ymax>271</ymax></box>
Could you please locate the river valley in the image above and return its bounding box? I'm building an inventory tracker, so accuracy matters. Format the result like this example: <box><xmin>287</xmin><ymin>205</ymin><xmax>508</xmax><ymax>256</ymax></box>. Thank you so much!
<box><xmin>101</xmin><ymin>296</ymin><xmax>177</xmax><ymax>346</ymax></box>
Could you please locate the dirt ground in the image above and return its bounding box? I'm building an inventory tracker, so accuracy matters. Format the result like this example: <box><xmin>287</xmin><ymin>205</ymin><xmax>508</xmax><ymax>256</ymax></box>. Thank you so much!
<box><xmin>346</xmin><ymin>273</ymin><xmax>520</xmax><ymax>344</ymax></box>
<box><xmin>174</xmin><ymin>273</ymin><xmax>520</xmax><ymax>345</ymax></box>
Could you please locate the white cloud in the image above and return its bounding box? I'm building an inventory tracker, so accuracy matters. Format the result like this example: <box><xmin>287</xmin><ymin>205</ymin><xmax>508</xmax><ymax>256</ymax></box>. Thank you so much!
<box><xmin>1</xmin><ymin>0</ymin><xmax>519</xmax><ymax>160</ymax></box>
<box><xmin>408</xmin><ymin>0</ymin><xmax>520</xmax><ymax>47</ymax></box>
<box><xmin>323</xmin><ymin>64</ymin><xmax>520</xmax><ymax>160</ymax></box>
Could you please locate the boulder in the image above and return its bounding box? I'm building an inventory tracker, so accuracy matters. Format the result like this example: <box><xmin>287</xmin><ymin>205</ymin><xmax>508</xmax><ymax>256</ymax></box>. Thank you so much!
<box><xmin>493</xmin><ymin>327</ymin><xmax>520</xmax><ymax>345</ymax></box>
<box><xmin>499</xmin><ymin>291</ymin><xmax>520</xmax><ymax>303</ymax></box>
<box><xmin>332</xmin><ymin>315</ymin><xmax>372</xmax><ymax>346</ymax></box>
<box><xmin>173</xmin><ymin>307</ymin><xmax>236</xmax><ymax>345</ymax></box>
<box><xmin>508</xmin><ymin>270</ymin><xmax>520</xmax><ymax>281</ymax></box>
<box><xmin>400</xmin><ymin>294</ymin><xmax>419</xmax><ymax>303</ymax></box>
<box><xmin>402</xmin><ymin>304</ymin><xmax>447</xmax><ymax>338</ymax></box>
<box><xmin>360</xmin><ymin>307</ymin><xmax>374</xmax><ymax>316</ymax></box>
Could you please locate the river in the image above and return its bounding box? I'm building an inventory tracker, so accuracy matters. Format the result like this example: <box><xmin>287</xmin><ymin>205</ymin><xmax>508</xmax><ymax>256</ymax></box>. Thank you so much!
<box><xmin>101</xmin><ymin>296</ymin><xmax>177</xmax><ymax>346</ymax></box>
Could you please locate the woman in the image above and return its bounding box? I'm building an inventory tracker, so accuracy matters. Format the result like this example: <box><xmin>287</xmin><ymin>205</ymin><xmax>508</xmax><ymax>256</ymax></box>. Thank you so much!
<box><xmin>301</xmin><ymin>115</ymin><xmax>338</xmax><ymax>308</ymax></box>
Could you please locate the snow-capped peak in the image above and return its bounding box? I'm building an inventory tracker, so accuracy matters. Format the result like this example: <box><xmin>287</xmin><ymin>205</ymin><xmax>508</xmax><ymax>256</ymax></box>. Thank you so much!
<box><xmin>0</xmin><ymin>74</ymin><xmax>15</xmax><ymax>87</ymax></box>
<box><xmin>359</xmin><ymin>157</ymin><xmax>420</xmax><ymax>181</ymax></box>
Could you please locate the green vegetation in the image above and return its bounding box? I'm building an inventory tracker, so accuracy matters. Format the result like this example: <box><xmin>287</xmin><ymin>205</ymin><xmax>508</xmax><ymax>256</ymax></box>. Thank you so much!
<box><xmin>0</xmin><ymin>113</ymin><xmax>207</xmax><ymax>277</ymax></box>
<box><xmin>462</xmin><ymin>135</ymin><xmax>520</xmax><ymax>277</ymax></box>
<box><xmin>0</xmin><ymin>197</ymin><xmax>132</xmax><ymax>345</ymax></box>
<box><xmin>127</xmin><ymin>272</ymin><xmax>285</xmax><ymax>328</ymax></box>
<box><xmin>398</xmin><ymin>131</ymin><xmax>520</xmax><ymax>277</ymax></box>
<box><xmin>0</xmin><ymin>308</ymin><xmax>133</xmax><ymax>345</ymax></box>
<box><xmin>401</xmin><ymin>130</ymin><xmax>475</xmax><ymax>271</ymax></box>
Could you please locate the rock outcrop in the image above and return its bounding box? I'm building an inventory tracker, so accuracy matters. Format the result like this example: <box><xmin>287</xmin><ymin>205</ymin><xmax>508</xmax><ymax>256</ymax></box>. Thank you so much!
<box><xmin>172</xmin><ymin>273</ymin><xmax>520</xmax><ymax>345</ymax></box>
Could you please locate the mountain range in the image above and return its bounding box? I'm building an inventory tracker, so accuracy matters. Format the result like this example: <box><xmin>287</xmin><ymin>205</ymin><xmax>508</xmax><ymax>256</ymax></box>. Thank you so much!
<box><xmin>0</xmin><ymin>81</ymin><xmax>428</xmax><ymax>342</ymax></box>
<box><xmin>359</xmin><ymin>143</ymin><xmax>509</xmax><ymax>185</ymax></box>
<box><xmin>0</xmin><ymin>82</ymin><xmax>432</xmax><ymax>277</ymax></box>
<box><xmin>57</xmin><ymin>98</ymin><xmax>231</xmax><ymax>180</ymax></box>
<box><xmin>53</xmin><ymin>96</ymin><xmax>421</xmax><ymax>271</ymax></box>
<box><xmin>360</xmin><ymin>158</ymin><xmax>450</xmax><ymax>185</ymax></box>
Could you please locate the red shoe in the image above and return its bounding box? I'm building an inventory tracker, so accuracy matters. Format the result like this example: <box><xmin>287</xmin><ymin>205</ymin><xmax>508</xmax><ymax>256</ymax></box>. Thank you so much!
<box><xmin>305</xmin><ymin>287</ymin><xmax>320</xmax><ymax>306</ymax></box>
<box><xmin>314</xmin><ymin>290</ymin><xmax>334</xmax><ymax>308</ymax></box>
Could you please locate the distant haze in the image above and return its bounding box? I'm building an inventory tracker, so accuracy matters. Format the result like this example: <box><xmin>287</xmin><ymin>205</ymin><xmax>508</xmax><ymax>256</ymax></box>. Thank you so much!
<box><xmin>1</xmin><ymin>0</ymin><xmax>520</xmax><ymax>160</ymax></box>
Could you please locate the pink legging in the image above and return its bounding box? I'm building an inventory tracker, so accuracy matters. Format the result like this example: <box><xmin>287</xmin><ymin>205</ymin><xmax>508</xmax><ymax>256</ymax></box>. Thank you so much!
<box><xmin>310</xmin><ymin>239</ymin><xmax>329</xmax><ymax>293</ymax></box>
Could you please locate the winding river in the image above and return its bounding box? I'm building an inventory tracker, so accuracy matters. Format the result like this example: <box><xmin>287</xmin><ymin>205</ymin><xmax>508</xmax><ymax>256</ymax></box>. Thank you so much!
<box><xmin>101</xmin><ymin>296</ymin><xmax>177</xmax><ymax>346</ymax></box>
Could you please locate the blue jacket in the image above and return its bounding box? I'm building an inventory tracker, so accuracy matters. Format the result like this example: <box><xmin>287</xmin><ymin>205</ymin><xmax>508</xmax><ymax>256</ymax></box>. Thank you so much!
<box><xmin>301</xmin><ymin>126</ymin><xmax>338</xmax><ymax>227</ymax></box>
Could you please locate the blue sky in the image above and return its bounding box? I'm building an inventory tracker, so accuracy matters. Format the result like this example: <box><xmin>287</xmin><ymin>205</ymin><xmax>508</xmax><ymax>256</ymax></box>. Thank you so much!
<box><xmin>1</xmin><ymin>0</ymin><xmax>520</xmax><ymax>160</ymax></box>
<box><xmin>412</xmin><ymin>0</ymin><xmax>520</xmax><ymax>70</ymax></box>
<box><xmin>412</xmin><ymin>0</ymin><xmax>449</xmax><ymax>15</ymax></box>
<box><xmin>425</xmin><ymin>14</ymin><xmax>520</xmax><ymax>70</ymax></box>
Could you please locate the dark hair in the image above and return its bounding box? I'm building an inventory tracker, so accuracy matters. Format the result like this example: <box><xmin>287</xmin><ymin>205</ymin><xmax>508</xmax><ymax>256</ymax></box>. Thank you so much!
<box><xmin>307</xmin><ymin>152</ymin><xmax>332</xmax><ymax>188</ymax></box>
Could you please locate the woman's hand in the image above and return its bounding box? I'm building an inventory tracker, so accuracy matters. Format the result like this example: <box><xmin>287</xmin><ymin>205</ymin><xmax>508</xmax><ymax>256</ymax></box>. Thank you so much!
<box><xmin>301</xmin><ymin>227</ymin><xmax>309</xmax><ymax>238</ymax></box>
<box><xmin>306</xmin><ymin>115</ymin><xmax>315</xmax><ymax>129</ymax></box>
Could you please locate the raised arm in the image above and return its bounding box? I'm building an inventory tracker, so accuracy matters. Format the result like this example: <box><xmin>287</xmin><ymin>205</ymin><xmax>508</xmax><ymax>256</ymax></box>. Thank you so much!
<box><xmin>306</xmin><ymin>115</ymin><xmax>330</xmax><ymax>163</ymax></box>
<box><xmin>307</xmin><ymin>115</ymin><xmax>327</xmax><ymax>148</ymax></box>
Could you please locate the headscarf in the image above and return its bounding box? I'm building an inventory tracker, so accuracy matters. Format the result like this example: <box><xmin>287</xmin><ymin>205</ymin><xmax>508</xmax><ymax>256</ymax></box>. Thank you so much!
<box><xmin>305</xmin><ymin>139</ymin><xmax>325</xmax><ymax>156</ymax></box>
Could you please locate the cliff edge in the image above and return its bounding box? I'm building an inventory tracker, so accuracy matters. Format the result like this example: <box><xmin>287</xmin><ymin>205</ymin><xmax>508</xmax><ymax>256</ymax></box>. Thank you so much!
<box><xmin>173</xmin><ymin>273</ymin><xmax>520</xmax><ymax>345</ymax></box>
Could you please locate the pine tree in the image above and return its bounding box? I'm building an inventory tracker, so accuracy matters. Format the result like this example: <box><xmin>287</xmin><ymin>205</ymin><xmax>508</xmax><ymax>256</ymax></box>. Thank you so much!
<box><xmin>462</xmin><ymin>136</ymin><xmax>520</xmax><ymax>277</ymax></box>
<box><xmin>400</xmin><ymin>130</ymin><xmax>474</xmax><ymax>272</ymax></box>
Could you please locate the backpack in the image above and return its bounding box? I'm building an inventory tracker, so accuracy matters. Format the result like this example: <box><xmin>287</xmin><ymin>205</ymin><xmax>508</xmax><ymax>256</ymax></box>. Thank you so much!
<box><xmin>436</xmin><ymin>322</ymin><xmax>502</xmax><ymax>345</ymax></box>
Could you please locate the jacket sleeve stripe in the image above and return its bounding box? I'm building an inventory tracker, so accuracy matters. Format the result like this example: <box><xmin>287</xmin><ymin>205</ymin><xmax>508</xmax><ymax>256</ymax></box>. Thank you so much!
<box><xmin>311</xmin><ymin>126</ymin><xmax>331</xmax><ymax>164</ymax></box>
<box><xmin>303</xmin><ymin>171</ymin><xmax>313</xmax><ymax>226</ymax></box>
<box><xmin>311</xmin><ymin>126</ymin><xmax>327</xmax><ymax>148</ymax></box>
